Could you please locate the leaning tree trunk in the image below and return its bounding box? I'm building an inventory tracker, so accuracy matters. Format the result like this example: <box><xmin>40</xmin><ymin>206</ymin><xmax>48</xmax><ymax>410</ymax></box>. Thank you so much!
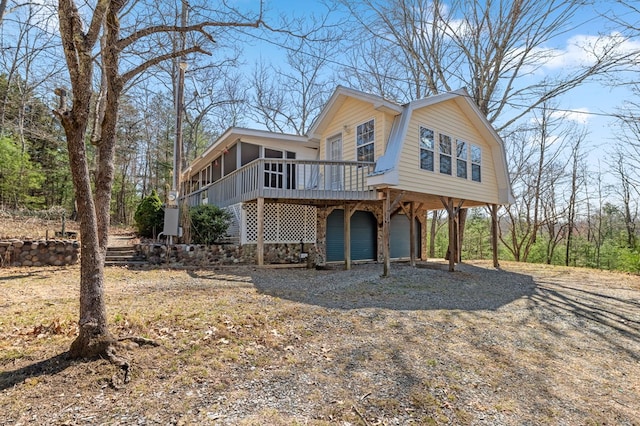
<box><xmin>56</xmin><ymin>0</ymin><xmax>115</xmax><ymax>359</ymax></box>
<box><xmin>67</xmin><ymin>134</ymin><xmax>114</xmax><ymax>357</ymax></box>
<box><xmin>60</xmin><ymin>101</ymin><xmax>115</xmax><ymax>358</ymax></box>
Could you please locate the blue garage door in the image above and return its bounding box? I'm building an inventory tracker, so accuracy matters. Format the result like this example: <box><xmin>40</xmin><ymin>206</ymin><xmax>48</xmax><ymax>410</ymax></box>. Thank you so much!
<box><xmin>326</xmin><ymin>209</ymin><xmax>377</xmax><ymax>261</ymax></box>
<box><xmin>390</xmin><ymin>214</ymin><xmax>421</xmax><ymax>259</ymax></box>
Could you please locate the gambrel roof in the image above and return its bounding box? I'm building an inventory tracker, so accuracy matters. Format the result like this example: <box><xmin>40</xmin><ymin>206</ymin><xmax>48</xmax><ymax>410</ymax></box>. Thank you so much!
<box><xmin>308</xmin><ymin>86</ymin><xmax>514</xmax><ymax>205</ymax></box>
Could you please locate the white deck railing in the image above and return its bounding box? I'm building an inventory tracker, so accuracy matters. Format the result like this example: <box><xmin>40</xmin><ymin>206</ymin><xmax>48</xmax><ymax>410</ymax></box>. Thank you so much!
<box><xmin>185</xmin><ymin>159</ymin><xmax>377</xmax><ymax>207</ymax></box>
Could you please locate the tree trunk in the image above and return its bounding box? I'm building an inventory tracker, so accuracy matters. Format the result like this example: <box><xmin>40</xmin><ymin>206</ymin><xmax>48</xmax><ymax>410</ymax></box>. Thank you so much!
<box><xmin>62</xmin><ymin>110</ymin><xmax>114</xmax><ymax>358</ymax></box>
<box><xmin>56</xmin><ymin>0</ymin><xmax>114</xmax><ymax>359</ymax></box>
<box><xmin>429</xmin><ymin>210</ymin><xmax>438</xmax><ymax>258</ymax></box>
<box><xmin>457</xmin><ymin>208</ymin><xmax>467</xmax><ymax>262</ymax></box>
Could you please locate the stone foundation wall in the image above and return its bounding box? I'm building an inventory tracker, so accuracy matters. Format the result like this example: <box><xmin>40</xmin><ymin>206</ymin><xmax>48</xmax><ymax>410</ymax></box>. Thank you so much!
<box><xmin>0</xmin><ymin>239</ymin><xmax>80</xmax><ymax>267</ymax></box>
<box><xmin>136</xmin><ymin>242</ymin><xmax>317</xmax><ymax>267</ymax></box>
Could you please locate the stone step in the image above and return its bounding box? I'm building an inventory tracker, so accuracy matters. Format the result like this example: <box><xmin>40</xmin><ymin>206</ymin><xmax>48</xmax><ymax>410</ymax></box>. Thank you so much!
<box><xmin>105</xmin><ymin>255</ymin><xmax>144</xmax><ymax>261</ymax></box>
<box><xmin>106</xmin><ymin>250</ymin><xmax>137</xmax><ymax>257</ymax></box>
<box><xmin>105</xmin><ymin>244</ymin><xmax>147</xmax><ymax>267</ymax></box>
<box><xmin>107</xmin><ymin>246</ymin><xmax>136</xmax><ymax>252</ymax></box>
<box><xmin>105</xmin><ymin>260</ymin><xmax>148</xmax><ymax>267</ymax></box>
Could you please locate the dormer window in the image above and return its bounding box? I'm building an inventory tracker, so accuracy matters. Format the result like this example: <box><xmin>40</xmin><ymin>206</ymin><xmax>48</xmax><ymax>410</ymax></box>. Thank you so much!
<box><xmin>356</xmin><ymin>119</ymin><xmax>375</xmax><ymax>162</ymax></box>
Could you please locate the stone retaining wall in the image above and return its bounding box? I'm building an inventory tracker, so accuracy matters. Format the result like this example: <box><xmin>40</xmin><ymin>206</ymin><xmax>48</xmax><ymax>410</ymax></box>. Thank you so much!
<box><xmin>0</xmin><ymin>239</ymin><xmax>80</xmax><ymax>267</ymax></box>
<box><xmin>136</xmin><ymin>242</ymin><xmax>317</xmax><ymax>267</ymax></box>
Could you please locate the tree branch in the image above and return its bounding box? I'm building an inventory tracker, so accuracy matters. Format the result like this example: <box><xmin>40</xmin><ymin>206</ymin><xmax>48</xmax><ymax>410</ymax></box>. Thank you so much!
<box><xmin>85</xmin><ymin>0</ymin><xmax>109</xmax><ymax>48</ymax></box>
<box><xmin>120</xmin><ymin>46</ymin><xmax>211</xmax><ymax>86</ymax></box>
<box><xmin>118</xmin><ymin>20</ymin><xmax>260</xmax><ymax>51</ymax></box>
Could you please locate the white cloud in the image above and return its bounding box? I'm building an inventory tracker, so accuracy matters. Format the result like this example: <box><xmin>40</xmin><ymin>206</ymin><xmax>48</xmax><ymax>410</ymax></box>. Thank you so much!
<box><xmin>550</xmin><ymin>108</ymin><xmax>591</xmax><ymax>125</ymax></box>
<box><xmin>542</xmin><ymin>32</ymin><xmax>640</xmax><ymax>70</ymax></box>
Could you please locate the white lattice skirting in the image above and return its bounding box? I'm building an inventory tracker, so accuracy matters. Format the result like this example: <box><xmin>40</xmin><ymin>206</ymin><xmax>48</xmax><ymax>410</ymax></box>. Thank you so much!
<box><xmin>240</xmin><ymin>202</ymin><xmax>317</xmax><ymax>244</ymax></box>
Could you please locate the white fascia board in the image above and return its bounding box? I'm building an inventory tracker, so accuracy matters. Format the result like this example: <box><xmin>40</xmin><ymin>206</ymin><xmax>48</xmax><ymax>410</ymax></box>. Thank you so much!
<box><xmin>367</xmin><ymin>169</ymin><xmax>399</xmax><ymax>186</ymax></box>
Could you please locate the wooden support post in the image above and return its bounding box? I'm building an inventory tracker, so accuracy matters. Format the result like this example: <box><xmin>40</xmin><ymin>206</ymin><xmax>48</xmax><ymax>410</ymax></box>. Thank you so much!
<box><xmin>383</xmin><ymin>189</ymin><xmax>391</xmax><ymax>277</ymax></box>
<box><xmin>457</xmin><ymin>208</ymin><xmax>468</xmax><ymax>263</ymax></box>
<box><xmin>453</xmin><ymin>208</ymin><xmax>459</xmax><ymax>263</ymax></box>
<box><xmin>490</xmin><ymin>203</ymin><xmax>500</xmax><ymax>268</ymax></box>
<box><xmin>344</xmin><ymin>203</ymin><xmax>352</xmax><ymax>270</ymax></box>
<box><xmin>257</xmin><ymin>197</ymin><xmax>264</xmax><ymax>266</ymax></box>
<box><xmin>409</xmin><ymin>201</ymin><xmax>416</xmax><ymax>267</ymax></box>
<box><xmin>447</xmin><ymin>198</ymin><xmax>455</xmax><ymax>272</ymax></box>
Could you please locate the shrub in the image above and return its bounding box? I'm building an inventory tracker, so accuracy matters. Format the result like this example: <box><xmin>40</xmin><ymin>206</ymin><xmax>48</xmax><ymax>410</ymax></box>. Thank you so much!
<box><xmin>189</xmin><ymin>204</ymin><xmax>231</xmax><ymax>245</ymax></box>
<box><xmin>134</xmin><ymin>190</ymin><xmax>164</xmax><ymax>238</ymax></box>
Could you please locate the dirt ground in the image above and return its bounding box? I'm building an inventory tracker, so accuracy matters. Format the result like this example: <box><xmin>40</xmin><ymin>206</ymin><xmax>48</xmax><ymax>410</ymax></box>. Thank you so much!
<box><xmin>1</xmin><ymin>260</ymin><xmax>639</xmax><ymax>425</ymax></box>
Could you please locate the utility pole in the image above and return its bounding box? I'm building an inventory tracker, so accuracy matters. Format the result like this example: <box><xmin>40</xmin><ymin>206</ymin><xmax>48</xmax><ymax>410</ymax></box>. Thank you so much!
<box><xmin>165</xmin><ymin>0</ymin><xmax>188</xmax><ymax>243</ymax></box>
<box><xmin>172</xmin><ymin>0</ymin><xmax>188</xmax><ymax>199</ymax></box>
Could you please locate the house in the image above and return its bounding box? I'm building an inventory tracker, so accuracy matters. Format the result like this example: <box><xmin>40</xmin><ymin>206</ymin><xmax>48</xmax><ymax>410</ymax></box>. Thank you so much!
<box><xmin>181</xmin><ymin>86</ymin><xmax>513</xmax><ymax>272</ymax></box>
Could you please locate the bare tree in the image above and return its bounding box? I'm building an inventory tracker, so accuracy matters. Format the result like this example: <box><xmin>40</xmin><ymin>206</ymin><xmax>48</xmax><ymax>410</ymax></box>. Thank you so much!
<box><xmin>540</xmin><ymin>162</ymin><xmax>568</xmax><ymax>264</ymax></box>
<box><xmin>428</xmin><ymin>210</ymin><xmax>443</xmax><ymax>258</ymax></box>
<box><xmin>54</xmin><ymin>0</ymin><xmax>262</xmax><ymax>370</ymax></box>
<box><xmin>608</xmin><ymin>1</ymin><xmax>640</xmax><ymax>40</ymax></box>
<box><xmin>128</xmin><ymin>84</ymin><xmax>176</xmax><ymax>198</ymax></box>
<box><xmin>564</xmin><ymin>130</ymin><xmax>587</xmax><ymax>265</ymax></box>
<box><xmin>207</xmin><ymin>73</ymin><xmax>250</xmax><ymax>132</ymax></box>
<box><xmin>0</xmin><ymin>2</ymin><xmax>61</xmax><ymax>133</ymax></box>
<box><xmin>0</xmin><ymin>0</ymin><xmax>8</xmax><ymax>25</ymax></box>
<box><xmin>499</xmin><ymin>103</ymin><xmax>569</xmax><ymax>261</ymax></box>
<box><xmin>251</xmin><ymin>32</ymin><xmax>338</xmax><ymax>135</ymax></box>
<box><xmin>339</xmin><ymin>37</ymin><xmax>408</xmax><ymax>101</ymax></box>
<box><xmin>608</xmin><ymin>148</ymin><xmax>638</xmax><ymax>249</ymax></box>
<box><xmin>588</xmin><ymin>165</ymin><xmax>608</xmax><ymax>268</ymax></box>
<box><xmin>339</xmin><ymin>0</ymin><xmax>631</xmax><ymax>131</ymax></box>
<box><xmin>182</xmin><ymin>66</ymin><xmax>248</xmax><ymax>163</ymax></box>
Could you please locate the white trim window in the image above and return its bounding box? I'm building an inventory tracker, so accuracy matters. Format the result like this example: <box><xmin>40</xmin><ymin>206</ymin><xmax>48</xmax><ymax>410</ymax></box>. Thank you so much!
<box><xmin>419</xmin><ymin>126</ymin><xmax>435</xmax><ymax>171</ymax></box>
<box><xmin>356</xmin><ymin>119</ymin><xmax>375</xmax><ymax>162</ymax></box>
<box><xmin>439</xmin><ymin>134</ymin><xmax>452</xmax><ymax>175</ymax></box>
<box><xmin>471</xmin><ymin>144</ymin><xmax>482</xmax><ymax>182</ymax></box>
<box><xmin>456</xmin><ymin>139</ymin><xmax>467</xmax><ymax>179</ymax></box>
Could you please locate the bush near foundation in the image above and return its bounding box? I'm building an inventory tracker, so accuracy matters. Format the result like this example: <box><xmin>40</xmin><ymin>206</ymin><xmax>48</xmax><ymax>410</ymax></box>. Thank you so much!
<box><xmin>189</xmin><ymin>205</ymin><xmax>231</xmax><ymax>245</ymax></box>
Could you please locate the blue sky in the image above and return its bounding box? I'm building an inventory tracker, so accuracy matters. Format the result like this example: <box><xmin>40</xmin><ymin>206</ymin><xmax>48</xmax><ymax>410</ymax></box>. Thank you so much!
<box><xmin>235</xmin><ymin>0</ymin><xmax>638</xmax><ymax>171</ymax></box>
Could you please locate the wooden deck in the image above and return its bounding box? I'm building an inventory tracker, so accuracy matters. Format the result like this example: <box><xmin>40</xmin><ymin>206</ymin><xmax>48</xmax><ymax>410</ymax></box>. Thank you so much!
<box><xmin>184</xmin><ymin>159</ymin><xmax>378</xmax><ymax>208</ymax></box>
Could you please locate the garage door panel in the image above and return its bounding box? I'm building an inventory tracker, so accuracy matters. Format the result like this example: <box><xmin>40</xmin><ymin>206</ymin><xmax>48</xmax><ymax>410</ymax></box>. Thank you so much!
<box><xmin>390</xmin><ymin>214</ymin><xmax>421</xmax><ymax>259</ymax></box>
<box><xmin>327</xmin><ymin>210</ymin><xmax>376</xmax><ymax>261</ymax></box>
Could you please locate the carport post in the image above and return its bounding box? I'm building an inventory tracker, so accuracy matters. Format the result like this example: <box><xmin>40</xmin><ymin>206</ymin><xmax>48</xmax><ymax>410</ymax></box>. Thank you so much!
<box><xmin>409</xmin><ymin>201</ymin><xmax>416</xmax><ymax>267</ymax></box>
<box><xmin>344</xmin><ymin>203</ymin><xmax>352</xmax><ymax>270</ymax></box>
<box><xmin>490</xmin><ymin>203</ymin><xmax>500</xmax><ymax>268</ymax></box>
<box><xmin>383</xmin><ymin>189</ymin><xmax>391</xmax><ymax>277</ymax></box>
<box><xmin>257</xmin><ymin>197</ymin><xmax>264</xmax><ymax>266</ymax></box>
<box><xmin>447</xmin><ymin>198</ymin><xmax>455</xmax><ymax>272</ymax></box>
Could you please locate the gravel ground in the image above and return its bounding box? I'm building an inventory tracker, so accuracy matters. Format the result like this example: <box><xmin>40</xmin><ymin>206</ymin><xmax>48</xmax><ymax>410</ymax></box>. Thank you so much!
<box><xmin>1</xmin><ymin>260</ymin><xmax>639</xmax><ymax>425</ymax></box>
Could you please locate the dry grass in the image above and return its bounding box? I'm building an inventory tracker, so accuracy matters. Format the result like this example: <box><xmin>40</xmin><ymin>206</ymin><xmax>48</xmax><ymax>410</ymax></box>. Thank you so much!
<box><xmin>0</xmin><ymin>211</ymin><xmax>80</xmax><ymax>241</ymax></box>
<box><xmin>1</xmin><ymin>261</ymin><xmax>640</xmax><ymax>425</ymax></box>
<box><xmin>0</xmin><ymin>212</ymin><xmax>134</xmax><ymax>241</ymax></box>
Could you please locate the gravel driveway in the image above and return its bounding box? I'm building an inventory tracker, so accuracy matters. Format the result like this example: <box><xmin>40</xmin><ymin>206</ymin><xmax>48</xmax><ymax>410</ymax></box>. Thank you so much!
<box><xmin>1</xmin><ymin>260</ymin><xmax>639</xmax><ymax>425</ymax></box>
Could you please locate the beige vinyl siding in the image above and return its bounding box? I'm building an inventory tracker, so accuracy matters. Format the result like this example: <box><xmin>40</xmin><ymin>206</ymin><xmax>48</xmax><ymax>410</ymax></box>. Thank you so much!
<box><xmin>319</xmin><ymin>97</ymin><xmax>395</xmax><ymax>162</ymax></box>
<box><xmin>398</xmin><ymin>100</ymin><xmax>500</xmax><ymax>204</ymax></box>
